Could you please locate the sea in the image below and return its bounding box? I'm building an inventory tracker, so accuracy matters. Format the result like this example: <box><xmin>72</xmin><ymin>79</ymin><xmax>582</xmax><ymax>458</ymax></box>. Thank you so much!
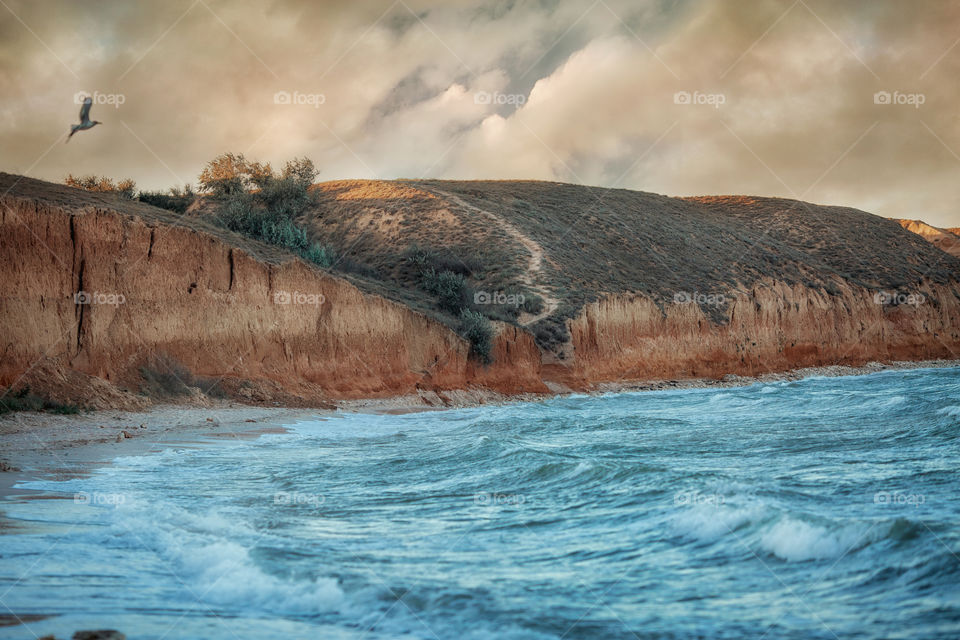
<box><xmin>1</xmin><ymin>367</ymin><xmax>959</xmax><ymax>639</ymax></box>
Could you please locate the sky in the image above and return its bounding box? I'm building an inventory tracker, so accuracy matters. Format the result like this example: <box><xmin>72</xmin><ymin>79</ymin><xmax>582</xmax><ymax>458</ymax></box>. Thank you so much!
<box><xmin>2</xmin><ymin>0</ymin><xmax>959</xmax><ymax>226</ymax></box>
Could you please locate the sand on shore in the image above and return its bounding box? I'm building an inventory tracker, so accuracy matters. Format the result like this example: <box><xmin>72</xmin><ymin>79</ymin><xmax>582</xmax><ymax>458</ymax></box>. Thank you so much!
<box><xmin>0</xmin><ymin>404</ymin><xmax>332</xmax><ymax>498</ymax></box>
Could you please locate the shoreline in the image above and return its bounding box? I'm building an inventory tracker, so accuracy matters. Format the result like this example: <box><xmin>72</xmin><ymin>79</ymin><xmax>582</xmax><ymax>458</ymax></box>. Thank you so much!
<box><xmin>0</xmin><ymin>405</ymin><xmax>332</xmax><ymax>499</ymax></box>
<box><xmin>594</xmin><ymin>358</ymin><xmax>960</xmax><ymax>393</ymax></box>
<box><xmin>2</xmin><ymin>358</ymin><xmax>958</xmax><ymax>498</ymax></box>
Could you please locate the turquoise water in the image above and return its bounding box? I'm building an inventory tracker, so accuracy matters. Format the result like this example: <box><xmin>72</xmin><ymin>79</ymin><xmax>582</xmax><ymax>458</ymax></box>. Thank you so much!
<box><xmin>2</xmin><ymin>368</ymin><xmax>960</xmax><ymax>639</ymax></box>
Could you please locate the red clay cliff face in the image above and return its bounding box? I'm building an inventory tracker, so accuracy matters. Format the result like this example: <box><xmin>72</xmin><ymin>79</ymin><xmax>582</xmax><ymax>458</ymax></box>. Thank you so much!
<box><xmin>2</xmin><ymin>174</ymin><xmax>959</xmax><ymax>408</ymax></box>
<box><xmin>546</xmin><ymin>282</ymin><xmax>960</xmax><ymax>387</ymax></box>
<box><xmin>0</xmin><ymin>196</ymin><xmax>546</xmax><ymax>405</ymax></box>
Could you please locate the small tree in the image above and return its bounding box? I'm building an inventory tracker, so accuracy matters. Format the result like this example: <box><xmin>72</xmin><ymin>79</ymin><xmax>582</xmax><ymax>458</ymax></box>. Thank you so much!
<box><xmin>198</xmin><ymin>152</ymin><xmax>251</xmax><ymax>197</ymax></box>
<box><xmin>246</xmin><ymin>160</ymin><xmax>274</xmax><ymax>191</ymax></box>
<box><xmin>282</xmin><ymin>157</ymin><xmax>319</xmax><ymax>190</ymax></box>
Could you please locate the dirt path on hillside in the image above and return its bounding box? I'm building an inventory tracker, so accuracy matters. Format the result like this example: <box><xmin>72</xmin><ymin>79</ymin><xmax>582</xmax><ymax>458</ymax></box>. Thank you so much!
<box><xmin>431</xmin><ymin>189</ymin><xmax>559</xmax><ymax>325</ymax></box>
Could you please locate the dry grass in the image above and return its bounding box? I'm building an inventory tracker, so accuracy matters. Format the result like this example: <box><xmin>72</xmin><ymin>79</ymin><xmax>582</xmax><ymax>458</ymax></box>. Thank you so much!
<box><xmin>7</xmin><ymin>172</ymin><xmax>959</xmax><ymax>353</ymax></box>
<box><xmin>305</xmin><ymin>178</ymin><xmax>960</xmax><ymax>348</ymax></box>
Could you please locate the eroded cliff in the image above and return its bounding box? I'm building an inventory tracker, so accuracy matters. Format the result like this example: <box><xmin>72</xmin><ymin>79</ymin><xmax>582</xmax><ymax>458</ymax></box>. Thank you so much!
<box><xmin>550</xmin><ymin>281</ymin><xmax>960</xmax><ymax>387</ymax></box>
<box><xmin>2</xmin><ymin>173</ymin><xmax>958</xmax><ymax>409</ymax></box>
<box><xmin>0</xmin><ymin>180</ymin><xmax>546</xmax><ymax>407</ymax></box>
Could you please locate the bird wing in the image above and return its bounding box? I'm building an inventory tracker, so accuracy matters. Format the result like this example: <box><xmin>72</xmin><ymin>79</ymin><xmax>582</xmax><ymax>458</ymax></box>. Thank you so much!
<box><xmin>79</xmin><ymin>97</ymin><xmax>92</xmax><ymax>123</ymax></box>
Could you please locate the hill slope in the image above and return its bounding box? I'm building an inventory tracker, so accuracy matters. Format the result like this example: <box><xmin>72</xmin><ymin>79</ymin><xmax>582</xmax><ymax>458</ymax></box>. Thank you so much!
<box><xmin>898</xmin><ymin>218</ymin><xmax>960</xmax><ymax>258</ymax></box>
<box><xmin>306</xmin><ymin>180</ymin><xmax>959</xmax><ymax>351</ymax></box>
<box><xmin>2</xmin><ymin>172</ymin><xmax>959</xmax><ymax>408</ymax></box>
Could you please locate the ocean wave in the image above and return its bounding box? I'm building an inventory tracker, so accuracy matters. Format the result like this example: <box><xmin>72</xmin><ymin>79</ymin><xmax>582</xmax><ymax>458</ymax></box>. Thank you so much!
<box><xmin>759</xmin><ymin>516</ymin><xmax>873</xmax><ymax>562</ymax></box>
<box><xmin>109</xmin><ymin>506</ymin><xmax>343</xmax><ymax>615</ymax></box>
<box><xmin>874</xmin><ymin>395</ymin><xmax>907</xmax><ymax>408</ymax></box>
<box><xmin>670</xmin><ymin>504</ymin><xmax>763</xmax><ymax>542</ymax></box>
<box><xmin>165</xmin><ymin>537</ymin><xmax>343</xmax><ymax>614</ymax></box>
<box><xmin>936</xmin><ymin>404</ymin><xmax>960</xmax><ymax>417</ymax></box>
<box><xmin>108</xmin><ymin>446</ymin><xmax>196</xmax><ymax>471</ymax></box>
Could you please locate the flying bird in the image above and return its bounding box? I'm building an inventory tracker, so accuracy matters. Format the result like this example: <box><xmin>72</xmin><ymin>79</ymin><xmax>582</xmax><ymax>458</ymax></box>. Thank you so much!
<box><xmin>67</xmin><ymin>96</ymin><xmax>101</xmax><ymax>142</ymax></box>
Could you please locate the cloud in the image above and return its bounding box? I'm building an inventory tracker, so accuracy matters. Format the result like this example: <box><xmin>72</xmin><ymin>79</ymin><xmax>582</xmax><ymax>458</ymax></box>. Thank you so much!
<box><xmin>1</xmin><ymin>0</ymin><xmax>959</xmax><ymax>225</ymax></box>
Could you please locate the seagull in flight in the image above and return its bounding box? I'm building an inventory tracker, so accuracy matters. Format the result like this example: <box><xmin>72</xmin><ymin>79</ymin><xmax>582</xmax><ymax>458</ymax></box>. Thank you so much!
<box><xmin>67</xmin><ymin>96</ymin><xmax>101</xmax><ymax>142</ymax></box>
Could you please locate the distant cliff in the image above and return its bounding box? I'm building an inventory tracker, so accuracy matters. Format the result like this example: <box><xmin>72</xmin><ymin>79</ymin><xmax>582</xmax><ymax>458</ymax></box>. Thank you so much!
<box><xmin>898</xmin><ymin>218</ymin><xmax>960</xmax><ymax>258</ymax></box>
<box><xmin>1</xmin><ymin>172</ymin><xmax>958</xmax><ymax>409</ymax></box>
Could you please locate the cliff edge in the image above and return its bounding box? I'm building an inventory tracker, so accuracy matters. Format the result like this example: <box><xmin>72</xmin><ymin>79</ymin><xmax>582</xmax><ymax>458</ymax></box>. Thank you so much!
<box><xmin>2</xmin><ymin>173</ymin><xmax>958</xmax><ymax>409</ymax></box>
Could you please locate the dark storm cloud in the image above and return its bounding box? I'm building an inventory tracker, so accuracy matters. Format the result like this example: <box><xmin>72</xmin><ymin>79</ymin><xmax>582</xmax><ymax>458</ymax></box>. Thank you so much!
<box><xmin>1</xmin><ymin>0</ymin><xmax>958</xmax><ymax>225</ymax></box>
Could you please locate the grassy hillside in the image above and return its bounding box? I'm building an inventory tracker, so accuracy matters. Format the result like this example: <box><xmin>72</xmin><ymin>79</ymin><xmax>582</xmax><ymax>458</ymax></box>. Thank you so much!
<box><xmin>302</xmin><ymin>180</ymin><xmax>960</xmax><ymax>350</ymax></box>
<box><xmin>6</xmin><ymin>172</ymin><xmax>958</xmax><ymax>356</ymax></box>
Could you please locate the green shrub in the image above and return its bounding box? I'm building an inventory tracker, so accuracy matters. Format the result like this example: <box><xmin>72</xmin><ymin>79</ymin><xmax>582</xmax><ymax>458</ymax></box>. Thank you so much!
<box><xmin>459</xmin><ymin>309</ymin><xmax>494</xmax><ymax>364</ymax></box>
<box><xmin>258</xmin><ymin>174</ymin><xmax>312</xmax><ymax>218</ymax></box>
<box><xmin>0</xmin><ymin>388</ymin><xmax>42</xmax><ymax>413</ymax></box>
<box><xmin>402</xmin><ymin>244</ymin><xmax>482</xmax><ymax>277</ymax></box>
<box><xmin>206</xmin><ymin>153</ymin><xmax>325</xmax><ymax>265</ymax></box>
<box><xmin>217</xmin><ymin>193</ymin><xmax>262</xmax><ymax>235</ymax></box>
<box><xmin>44</xmin><ymin>402</ymin><xmax>79</xmax><ymax>414</ymax></box>
<box><xmin>480</xmin><ymin>303</ymin><xmax>520</xmax><ymax>323</ymax></box>
<box><xmin>403</xmin><ymin>244</ymin><xmax>431</xmax><ymax>270</ymax></box>
<box><xmin>260</xmin><ymin>217</ymin><xmax>308</xmax><ymax>251</ymax></box>
<box><xmin>423</xmin><ymin>269</ymin><xmax>468</xmax><ymax>314</ymax></box>
<box><xmin>301</xmin><ymin>243</ymin><xmax>336</xmax><ymax>267</ymax></box>
<box><xmin>138</xmin><ymin>191</ymin><xmax>193</xmax><ymax>213</ymax></box>
<box><xmin>0</xmin><ymin>387</ymin><xmax>82</xmax><ymax>415</ymax></box>
<box><xmin>281</xmin><ymin>157</ymin><xmax>319</xmax><ymax>191</ymax></box>
<box><xmin>520</xmin><ymin>292</ymin><xmax>544</xmax><ymax>315</ymax></box>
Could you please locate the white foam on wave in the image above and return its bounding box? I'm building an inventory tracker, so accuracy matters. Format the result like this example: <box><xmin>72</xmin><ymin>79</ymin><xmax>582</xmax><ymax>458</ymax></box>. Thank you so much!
<box><xmin>109</xmin><ymin>505</ymin><xmax>343</xmax><ymax>615</ymax></box>
<box><xmin>164</xmin><ymin>536</ymin><xmax>343</xmax><ymax>614</ymax></box>
<box><xmin>875</xmin><ymin>395</ymin><xmax>906</xmax><ymax>408</ymax></box>
<box><xmin>936</xmin><ymin>404</ymin><xmax>960</xmax><ymax>417</ymax></box>
<box><xmin>110</xmin><ymin>446</ymin><xmax>195</xmax><ymax>470</ymax></box>
<box><xmin>670</xmin><ymin>503</ymin><xmax>763</xmax><ymax>542</ymax></box>
<box><xmin>759</xmin><ymin>516</ymin><xmax>870</xmax><ymax>562</ymax></box>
